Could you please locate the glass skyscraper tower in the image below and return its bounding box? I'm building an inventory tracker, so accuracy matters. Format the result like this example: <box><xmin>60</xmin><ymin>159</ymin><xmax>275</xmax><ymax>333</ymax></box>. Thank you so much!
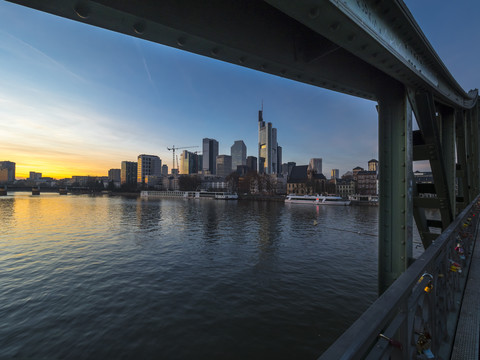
<box><xmin>258</xmin><ymin>109</ymin><xmax>280</xmax><ymax>174</ymax></box>
<box><xmin>202</xmin><ymin>138</ymin><xmax>219</xmax><ymax>175</ymax></box>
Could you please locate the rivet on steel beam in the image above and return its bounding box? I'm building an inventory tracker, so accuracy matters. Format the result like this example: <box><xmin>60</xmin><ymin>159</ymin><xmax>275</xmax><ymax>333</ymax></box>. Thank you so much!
<box><xmin>238</xmin><ymin>56</ymin><xmax>246</xmax><ymax>64</ymax></box>
<box><xmin>347</xmin><ymin>34</ymin><xmax>356</xmax><ymax>42</ymax></box>
<box><xmin>296</xmin><ymin>74</ymin><xmax>302</xmax><ymax>79</ymax></box>
<box><xmin>211</xmin><ymin>48</ymin><xmax>219</xmax><ymax>56</ymax></box>
<box><xmin>177</xmin><ymin>37</ymin><xmax>186</xmax><ymax>47</ymax></box>
<box><xmin>74</xmin><ymin>3</ymin><xmax>90</xmax><ymax>19</ymax></box>
<box><xmin>308</xmin><ymin>7</ymin><xmax>320</xmax><ymax>19</ymax></box>
<box><xmin>261</xmin><ymin>64</ymin><xmax>267</xmax><ymax>70</ymax></box>
<box><xmin>360</xmin><ymin>44</ymin><xmax>368</xmax><ymax>51</ymax></box>
<box><xmin>280</xmin><ymin>69</ymin><xmax>286</xmax><ymax>75</ymax></box>
<box><xmin>133</xmin><ymin>22</ymin><xmax>145</xmax><ymax>35</ymax></box>
<box><xmin>329</xmin><ymin>22</ymin><xmax>340</xmax><ymax>31</ymax></box>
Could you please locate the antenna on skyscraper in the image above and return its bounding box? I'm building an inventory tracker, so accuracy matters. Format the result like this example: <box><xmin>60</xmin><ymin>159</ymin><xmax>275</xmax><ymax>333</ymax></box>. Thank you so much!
<box><xmin>261</xmin><ymin>99</ymin><xmax>263</xmax><ymax>112</ymax></box>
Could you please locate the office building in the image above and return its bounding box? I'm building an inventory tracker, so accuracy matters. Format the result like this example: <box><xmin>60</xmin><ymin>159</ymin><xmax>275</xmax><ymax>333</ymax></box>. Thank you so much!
<box><xmin>258</xmin><ymin>109</ymin><xmax>279</xmax><ymax>174</ymax></box>
<box><xmin>0</xmin><ymin>161</ymin><xmax>15</xmax><ymax>183</ymax></box>
<box><xmin>202</xmin><ymin>138</ymin><xmax>219</xmax><ymax>174</ymax></box>
<box><xmin>29</xmin><ymin>172</ymin><xmax>42</xmax><ymax>181</ymax></box>
<box><xmin>108</xmin><ymin>169</ymin><xmax>121</xmax><ymax>182</ymax></box>
<box><xmin>161</xmin><ymin>164</ymin><xmax>169</xmax><ymax>176</ymax></box>
<box><xmin>331</xmin><ymin>169</ymin><xmax>339</xmax><ymax>179</ymax></box>
<box><xmin>231</xmin><ymin>140</ymin><xmax>247</xmax><ymax>171</ymax></box>
<box><xmin>180</xmin><ymin>150</ymin><xmax>201</xmax><ymax>175</ymax></box>
<box><xmin>137</xmin><ymin>155</ymin><xmax>161</xmax><ymax>184</ymax></box>
<box><xmin>277</xmin><ymin>145</ymin><xmax>283</xmax><ymax>171</ymax></box>
<box><xmin>216</xmin><ymin>155</ymin><xmax>232</xmax><ymax>178</ymax></box>
<box><xmin>121</xmin><ymin>161</ymin><xmax>138</xmax><ymax>185</ymax></box>
<box><xmin>308</xmin><ymin>158</ymin><xmax>323</xmax><ymax>175</ymax></box>
<box><xmin>246</xmin><ymin>156</ymin><xmax>257</xmax><ymax>173</ymax></box>
<box><xmin>282</xmin><ymin>162</ymin><xmax>296</xmax><ymax>178</ymax></box>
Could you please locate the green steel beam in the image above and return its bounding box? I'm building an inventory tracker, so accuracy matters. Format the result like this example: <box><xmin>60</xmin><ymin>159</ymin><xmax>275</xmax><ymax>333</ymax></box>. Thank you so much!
<box><xmin>439</xmin><ymin>106</ymin><xmax>456</xmax><ymax>216</ymax></box>
<box><xmin>456</xmin><ymin>110</ymin><xmax>469</xmax><ymax>211</ymax></box>
<box><xmin>470</xmin><ymin>105</ymin><xmax>480</xmax><ymax>195</ymax></box>
<box><xmin>410</xmin><ymin>91</ymin><xmax>453</xmax><ymax>229</ymax></box>
<box><xmin>378</xmin><ymin>84</ymin><xmax>413</xmax><ymax>294</ymax></box>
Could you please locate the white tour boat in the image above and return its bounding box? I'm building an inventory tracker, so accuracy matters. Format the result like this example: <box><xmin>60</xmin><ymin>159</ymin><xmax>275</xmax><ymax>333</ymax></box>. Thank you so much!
<box><xmin>285</xmin><ymin>194</ymin><xmax>351</xmax><ymax>206</ymax></box>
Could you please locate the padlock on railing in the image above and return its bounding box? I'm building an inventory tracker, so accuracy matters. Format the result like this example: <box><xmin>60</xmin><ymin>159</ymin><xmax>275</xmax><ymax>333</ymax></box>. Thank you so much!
<box><xmin>449</xmin><ymin>260</ymin><xmax>462</xmax><ymax>273</ymax></box>
<box><xmin>416</xmin><ymin>332</ymin><xmax>434</xmax><ymax>358</ymax></box>
<box><xmin>419</xmin><ymin>273</ymin><xmax>433</xmax><ymax>293</ymax></box>
<box><xmin>378</xmin><ymin>333</ymin><xmax>403</xmax><ymax>350</ymax></box>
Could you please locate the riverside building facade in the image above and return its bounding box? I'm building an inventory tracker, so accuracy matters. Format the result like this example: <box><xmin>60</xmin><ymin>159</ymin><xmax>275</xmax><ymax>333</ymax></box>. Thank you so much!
<box><xmin>0</xmin><ymin>161</ymin><xmax>16</xmax><ymax>183</ymax></box>
<box><xmin>137</xmin><ymin>155</ymin><xmax>161</xmax><ymax>184</ymax></box>
<box><xmin>121</xmin><ymin>161</ymin><xmax>137</xmax><ymax>185</ymax></box>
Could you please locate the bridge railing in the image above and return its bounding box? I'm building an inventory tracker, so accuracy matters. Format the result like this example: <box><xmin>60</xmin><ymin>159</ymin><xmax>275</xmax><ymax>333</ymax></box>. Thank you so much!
<box><xmin>319</xmin><ymin>196</ymin><xmax>480</xmax><ymax>360</ymax></box>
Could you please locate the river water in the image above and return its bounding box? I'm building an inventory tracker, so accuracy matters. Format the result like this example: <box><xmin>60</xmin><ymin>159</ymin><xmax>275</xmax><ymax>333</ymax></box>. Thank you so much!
<box><xmin>0</xmin><ymin>192</ymin><xmax>381</xmax><ymax>359</ymax></box>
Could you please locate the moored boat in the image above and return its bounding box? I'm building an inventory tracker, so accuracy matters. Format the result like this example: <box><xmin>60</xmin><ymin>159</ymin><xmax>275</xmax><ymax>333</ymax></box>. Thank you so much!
<box><xmin>285</xmin><ymin>194</ymin><xmax>350</xmax><ymax>206</ymax></box>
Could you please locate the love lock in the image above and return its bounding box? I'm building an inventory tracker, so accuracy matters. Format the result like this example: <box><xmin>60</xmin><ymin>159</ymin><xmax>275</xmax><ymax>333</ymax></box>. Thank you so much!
<box><xmin>419</xmin><ymin>273</ymin><xmax>433</xmax><ymax>293</ymax></box>
<box><xmin>378</xmin><ymin>333</ymin><xmax>403</xmax><ymax>350</ymax></box>
<box><xmin>416</xmin><ymin>333</ymin><xmax>434</xmax><ymax>358</ymax></box>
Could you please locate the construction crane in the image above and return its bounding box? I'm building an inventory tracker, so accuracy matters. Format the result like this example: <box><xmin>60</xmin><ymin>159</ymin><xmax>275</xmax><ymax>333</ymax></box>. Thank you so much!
<box><xmin>167</xmin><ymin>145</ymin><xmax>199</xmax><ymax>171</ymax></box>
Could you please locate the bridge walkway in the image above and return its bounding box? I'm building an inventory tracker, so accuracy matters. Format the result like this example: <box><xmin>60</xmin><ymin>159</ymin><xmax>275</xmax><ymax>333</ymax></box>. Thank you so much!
<box><xmin>450</xmin><ymin>229</ymin><xmax>480</xmax><ymax>360</ymax></box>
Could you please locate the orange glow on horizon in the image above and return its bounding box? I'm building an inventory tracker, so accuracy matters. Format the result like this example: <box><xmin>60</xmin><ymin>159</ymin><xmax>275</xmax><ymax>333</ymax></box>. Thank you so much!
<box><xmin>9</xmin><ymin>156</ymin><xmax>120</xmax><ymax>180</ymax></box>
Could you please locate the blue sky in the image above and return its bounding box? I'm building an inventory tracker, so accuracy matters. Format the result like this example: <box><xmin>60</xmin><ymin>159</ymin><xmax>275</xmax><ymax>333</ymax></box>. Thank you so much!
<box><xmin>0</xmin><ymin>1</ymin><xmax>479</xmax><ymax>178</ymax></box>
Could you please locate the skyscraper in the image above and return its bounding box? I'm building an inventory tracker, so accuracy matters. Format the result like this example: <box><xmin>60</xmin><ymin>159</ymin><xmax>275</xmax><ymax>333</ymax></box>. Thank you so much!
<box><xmin>180</xmin><ymin>150</ymin><xmax>201</xmax><ymax>174</ymax></box>
<box><xmin>202</xmin><ymin>138</ymin><xmax>219</xmax><ymax>175</ymax></box>
<box><xmin>137</xmin><ymin>155</ymin><xmax>161</xmax><ymax>184</ymax></box>
<box><xmin>258</xmin><ymin>109</ymin><xmax>279</xmax><ymax>174</ymax></box>
<box><xmin>308</xmin><ymin>158</ymin><xmax>323</xmax><ymax>175</ymax></box>
<box><xmin>121</xmin><ymin>161</ymin><xmax>137</xmax><ymax>185</ymax></box>
<box><xmin>216</xmin><ymin>155</ymin><xmax>232</xmax><ymax>178</ymax></box>
<box><xmin>331</xmin><ymin>169</ymin><xmax>339</xmax><ymax>179</ymax></box>
<box><xmin>0</xmin><ymin>161</ymin><xmax>15</xmax><ymax>183</ymax></box>
<box><xmin>231</xmin><ymin>140</ymin><xmax>247</xmax><ymax>171</ymax></box>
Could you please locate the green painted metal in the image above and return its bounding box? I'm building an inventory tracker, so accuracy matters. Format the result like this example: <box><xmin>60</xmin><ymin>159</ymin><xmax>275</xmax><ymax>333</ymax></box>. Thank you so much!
<box><xmin>470</xmin><ymin>105</ymin><xmax>480</xmax><ymax>196</ymax></box>
<box><xmin>440</xmin><ymin>107</ymin><xmax>456</xmax><ymax>216</ymax></box>
<box><xmin>456</xmin><ymin>111</ymin><xmax>470</xmax><ymax>210</ymax></box>
<box><xmin>378</xmin><ymin>85</ymin><xmax>413</xmax><ymax>294</ymax></box>
<box><xmin>412</xmin><ymin>92</ymin><xmax>453</xmax><ymax>229</ymax></box>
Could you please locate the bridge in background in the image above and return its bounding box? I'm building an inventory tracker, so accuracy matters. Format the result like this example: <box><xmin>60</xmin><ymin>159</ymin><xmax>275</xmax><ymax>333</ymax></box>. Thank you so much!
<box><xmin>7</xmin><ymin>0</ymin><xmax>479</xmax><ymax>358</ymax></box>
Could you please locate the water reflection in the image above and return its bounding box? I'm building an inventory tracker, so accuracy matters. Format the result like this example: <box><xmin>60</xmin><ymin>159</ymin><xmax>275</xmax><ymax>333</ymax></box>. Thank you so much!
<box><xmin>0</xmin><ymin>196</ymin><xmax>15</xmax><ymax>230</ymax></box>
<box><xmin>201</xmin><ymin>201</ymin><xmax>220</xmax><ymax>242</ymax></box>
<box><xmin>1</xmin><ymin>194</ymin><xmax>381</xmax><ymax>359</ymax></box>
<box><xmin>136</xmin><ymin>198</ymin><xmax>162</xmax><ymax>231</ymax></box>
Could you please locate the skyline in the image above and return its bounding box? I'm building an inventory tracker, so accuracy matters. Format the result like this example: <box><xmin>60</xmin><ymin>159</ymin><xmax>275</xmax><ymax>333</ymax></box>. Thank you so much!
<box><xmin>1</xmin><ymin>1</ymin><xmax>480</xmax><ymax>179</ymax></box>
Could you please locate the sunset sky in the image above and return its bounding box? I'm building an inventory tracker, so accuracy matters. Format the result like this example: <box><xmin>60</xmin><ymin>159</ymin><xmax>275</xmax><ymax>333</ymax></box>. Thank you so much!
<box><xmin>1</xmin><ymin>1</ymin><xmax>479</xmax><ymax>179</ymax></box>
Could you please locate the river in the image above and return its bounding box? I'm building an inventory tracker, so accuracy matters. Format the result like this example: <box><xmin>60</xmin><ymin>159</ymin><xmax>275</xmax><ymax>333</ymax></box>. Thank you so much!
<box><xmin>0</xmin><ymin>192</ymin><xmax>381</xmax><ymax>359</ymax></box>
